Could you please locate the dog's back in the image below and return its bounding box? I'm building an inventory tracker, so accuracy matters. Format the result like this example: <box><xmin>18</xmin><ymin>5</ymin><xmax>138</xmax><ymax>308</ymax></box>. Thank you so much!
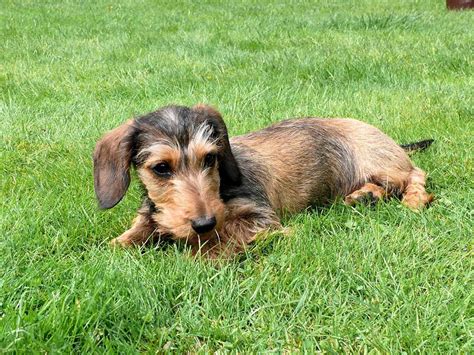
<box><xmin>230</xmin><ymin>118</ymin><xmax>414</xmax><ymax>213</ymax></box>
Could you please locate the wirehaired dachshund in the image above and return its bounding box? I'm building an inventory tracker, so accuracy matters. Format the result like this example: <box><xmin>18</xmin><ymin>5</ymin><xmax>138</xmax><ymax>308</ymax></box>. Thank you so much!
<box><xmin>93</xmin><ymin>104</ymin><xmax>433</xmax><ymax>256</ymax></box>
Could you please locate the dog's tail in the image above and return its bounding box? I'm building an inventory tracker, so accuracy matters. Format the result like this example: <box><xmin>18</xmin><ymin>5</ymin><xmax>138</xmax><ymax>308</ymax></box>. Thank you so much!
<box><xmin>400</xmin><ymin>139</ymin><xmax>434</xmax><ymax>154</ymax></box>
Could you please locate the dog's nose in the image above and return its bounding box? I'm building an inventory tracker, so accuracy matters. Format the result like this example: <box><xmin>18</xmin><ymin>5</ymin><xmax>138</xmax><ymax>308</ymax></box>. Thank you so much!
<box><xmin>191</xmin><ymin>216</ymin><xmax>217</xmax><ymax>234</ymax></box>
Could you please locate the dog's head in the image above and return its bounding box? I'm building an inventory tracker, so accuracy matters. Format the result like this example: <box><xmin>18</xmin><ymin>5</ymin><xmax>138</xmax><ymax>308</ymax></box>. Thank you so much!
<box><xmin>93</xmin><ymin>104</ymin><xmax>241</xmax><ymax>242</ymax></box>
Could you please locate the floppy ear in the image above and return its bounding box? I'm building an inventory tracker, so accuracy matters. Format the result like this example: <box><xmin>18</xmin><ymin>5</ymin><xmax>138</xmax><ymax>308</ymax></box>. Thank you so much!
<box><xmin>93</xmin><ymin>120</ymin><xmax>135</xmax><ymax>209</ymax></box>
<box><xmin>193</xmin><ymin>104</ymin><xmax>241</xmax><ymax>187</ymax></box>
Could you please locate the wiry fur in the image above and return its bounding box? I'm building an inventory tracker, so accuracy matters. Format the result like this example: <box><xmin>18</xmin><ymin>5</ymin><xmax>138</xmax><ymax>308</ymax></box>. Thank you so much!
<box><xmin>93</xmin><ymin>104</ymin><xmax>433</xmax><ymax>257</ymax></box>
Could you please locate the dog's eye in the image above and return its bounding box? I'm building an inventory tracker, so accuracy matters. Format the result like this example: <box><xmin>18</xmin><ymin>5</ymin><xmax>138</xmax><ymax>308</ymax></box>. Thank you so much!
<box><xmin>203</xmin><ymin>153</ymin><xmax>217</xmax><ymax>168</ymax></box>
<box><xmin>152</xmin><ymin>162</ymin><xmax>172</xmax><ymax>177</ymax></box>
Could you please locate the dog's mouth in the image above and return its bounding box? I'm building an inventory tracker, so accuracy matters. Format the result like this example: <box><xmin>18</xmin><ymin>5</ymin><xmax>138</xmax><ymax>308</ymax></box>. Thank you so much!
<box><xmin>185</xmin><ymin>229</ymin><xmax>220</xmax><ymax>246</ymax></box>
<box><xmin>159</xmin><ymin>222</ymin><xmax>219</xmax><ymax>245</ymax></box>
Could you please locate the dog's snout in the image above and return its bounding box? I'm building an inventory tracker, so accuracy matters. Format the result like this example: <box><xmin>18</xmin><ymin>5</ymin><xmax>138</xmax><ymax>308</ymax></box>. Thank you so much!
<box><xmin>191</xmin><ymin>216</ymin><xmax>217</xmax><ymax>234</ymax></box>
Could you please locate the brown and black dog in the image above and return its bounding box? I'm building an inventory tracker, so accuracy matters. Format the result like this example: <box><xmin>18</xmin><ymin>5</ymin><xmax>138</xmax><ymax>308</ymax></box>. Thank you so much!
<box><xmin>93</xmin><ymin>104</ymin><xmax>433</xmax><ymax>256</ymax></box>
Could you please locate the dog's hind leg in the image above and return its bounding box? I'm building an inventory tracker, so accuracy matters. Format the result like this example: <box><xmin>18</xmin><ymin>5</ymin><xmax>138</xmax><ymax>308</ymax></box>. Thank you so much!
<box><xmin>344</xmin><ymin>183</ymin><xmax>388</xmax><ymax>206</ymax></box>
<box><xmin>401</xmin><ymin>167</ymin><xmax>433</xmax><ymax>210</ymax></box>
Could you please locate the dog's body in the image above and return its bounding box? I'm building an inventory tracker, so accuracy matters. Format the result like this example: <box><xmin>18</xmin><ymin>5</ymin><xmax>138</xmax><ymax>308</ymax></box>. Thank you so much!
<box><xmin>94</xmin><ymin>105</ymin><xmax>433</xmax><ymax>256</ymax></box>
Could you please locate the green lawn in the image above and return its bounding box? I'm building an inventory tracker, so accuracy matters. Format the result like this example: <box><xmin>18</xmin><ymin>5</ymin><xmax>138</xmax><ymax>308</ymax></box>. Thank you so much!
<box><xmin>1</xmin><ymin>0</ymin><xmax>473</xmax><ymax>352</ymax></box>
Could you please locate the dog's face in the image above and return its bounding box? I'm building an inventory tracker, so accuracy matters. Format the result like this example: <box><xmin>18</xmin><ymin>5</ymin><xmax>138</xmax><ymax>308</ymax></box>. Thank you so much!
<box><xmin>93</xmin><ymin>104</ymin><xmax>241</xmax><ymax>242</ymax></box>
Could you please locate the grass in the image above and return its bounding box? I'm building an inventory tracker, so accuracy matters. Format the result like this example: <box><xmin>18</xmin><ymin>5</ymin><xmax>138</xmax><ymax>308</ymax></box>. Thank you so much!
<box><xmin>1</xmin><ymin>0</ymin><xmax>473</xmax><ymax>352</ymax></box>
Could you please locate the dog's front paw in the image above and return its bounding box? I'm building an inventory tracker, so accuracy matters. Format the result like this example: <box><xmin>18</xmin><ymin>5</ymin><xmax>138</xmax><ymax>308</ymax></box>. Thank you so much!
<box><xmin>109</xmin><ymin>235</ymin><xmax>134</xmax><ymax>247</ymax></box>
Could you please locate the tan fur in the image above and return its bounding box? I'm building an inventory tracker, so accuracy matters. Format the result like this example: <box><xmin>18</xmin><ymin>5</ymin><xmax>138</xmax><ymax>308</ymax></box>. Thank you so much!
<box><xmin>344</xmin><ymin>183</ymin><xmax>387</xmax><ymax>206</ymax></box>
<box><xmin>232</xmin><ymin>118</ymin><xmax>422</xmax><ymax>213</ymax></box>
<box><xmin>232</xmin><ymin>134</ymin><xmax>317</xmax><ymax>213</ymax></box>
<box><xmin>94</xmin><ymin>105</ymin><xmax>433</xmax><ymax>257</ymax></box>
<box><xmin>402</xmin><ymin>168</ymin><xmax>433</xmax><ymax>210</ymax></box>
<box><xmin>111</xmin><ymin>213</ymin><xmax>157</xmax><ymax>247</ymax></box>
<box><xmin>189</xmin><ymin>198</ymin><xmax>282</xmax><ymax>258</ymax></box>
<box><xmin>149</xmin><ymin>170</ymin><xmax>225</xmax><ymax>243</ymax></box>
<box><xmin>327</xmin><ymin>119</ymin><xmax>413</xmax><ymax>189</ymax></box>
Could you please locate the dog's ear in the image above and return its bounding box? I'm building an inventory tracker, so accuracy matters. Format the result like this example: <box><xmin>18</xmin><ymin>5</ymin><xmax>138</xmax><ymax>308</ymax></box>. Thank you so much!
<box><xmin>193</xmin><ymin>104</ymin><xmax>241</xmax><ymax>187</ymax></box>
<box><xmin>93</xmin><ymin>120</ymin><xmax>135</xmax><ymax>209</ymax></box>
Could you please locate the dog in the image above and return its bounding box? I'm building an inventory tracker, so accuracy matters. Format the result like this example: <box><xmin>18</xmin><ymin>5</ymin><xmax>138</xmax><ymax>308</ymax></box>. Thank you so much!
<box><xmin>93</xmin><ymin>104</ymin><xmax>433</xmax><ymax>256</ymax></box>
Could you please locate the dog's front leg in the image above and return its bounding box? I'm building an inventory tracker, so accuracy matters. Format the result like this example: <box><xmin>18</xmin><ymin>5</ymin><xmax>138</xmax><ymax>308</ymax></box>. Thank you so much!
<box><xmin>110</xmin><ymin>213</ymin><xmax>157</xmax><ymax>247</ymax></box>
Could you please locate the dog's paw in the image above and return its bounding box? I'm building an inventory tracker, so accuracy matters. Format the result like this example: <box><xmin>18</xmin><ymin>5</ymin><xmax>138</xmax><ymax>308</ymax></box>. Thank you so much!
<box><xmin>402</xmin><ymin>192</ymin><xmax>434</xmax><ymax>211</ymax></box>
<box><xmin>109</xmin><ymin>235</ymin><xmax>133</xmax><ymax>247</ymax></box>
<box><xmin>344</xmin><ymin>183</ymin><xmax>386</xmax><ymax>207</ymax></box>
<box><xmin>345</xmin><ymin>191</ymin><xmax>378</xmax><ymax>206</ymax></box>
